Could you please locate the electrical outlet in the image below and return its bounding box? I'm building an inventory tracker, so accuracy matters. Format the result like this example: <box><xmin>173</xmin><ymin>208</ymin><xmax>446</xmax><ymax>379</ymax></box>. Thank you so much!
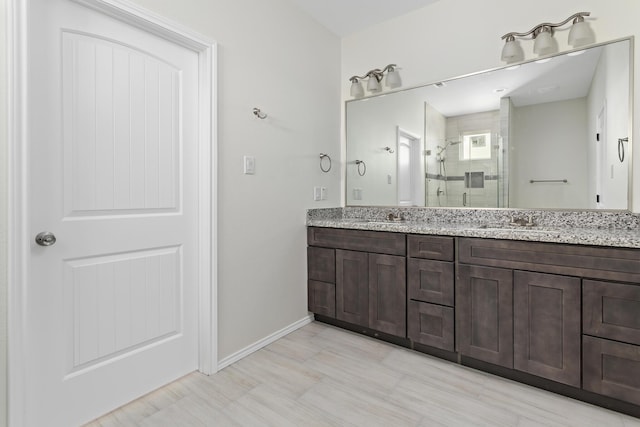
<box><xmin>353</xmin><ymin>188</ymin><xmax>362</xmax><ymax>200</ymax></box>
<box><xmin>313</xmin><ymin>186</ymin><xmax>322</xmax><ymax>201</ymax></box>
<box><xmin>320</xmin><ymin>187</ymin><xmax>327</xmax><ymax>200</ymax></box>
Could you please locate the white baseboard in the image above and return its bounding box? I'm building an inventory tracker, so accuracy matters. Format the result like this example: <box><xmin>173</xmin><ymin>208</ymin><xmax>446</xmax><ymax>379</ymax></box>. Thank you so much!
<box><xmin>217</xmin><ymin>315</ymin><xmax>314</xmax><ymax>371</ymax></box>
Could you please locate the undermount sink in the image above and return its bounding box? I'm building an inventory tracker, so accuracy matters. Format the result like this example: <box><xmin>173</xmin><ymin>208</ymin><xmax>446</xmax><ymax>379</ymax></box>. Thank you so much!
<box><xmin>366</xmin><ymin>220</ymin><xmax>408</xmax><ymax>225</ymax></box>
<box><xmin>475</xmin><ymin>224</ymin><xmax>557</xmax><ymax>233</ymax></box>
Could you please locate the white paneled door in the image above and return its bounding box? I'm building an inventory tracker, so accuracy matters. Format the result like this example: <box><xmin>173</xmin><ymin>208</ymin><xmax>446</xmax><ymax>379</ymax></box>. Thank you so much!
<box><xmin>14</xmin><ymin>0</ymin><xmax>214</xmax><ymax>425</ymax></box>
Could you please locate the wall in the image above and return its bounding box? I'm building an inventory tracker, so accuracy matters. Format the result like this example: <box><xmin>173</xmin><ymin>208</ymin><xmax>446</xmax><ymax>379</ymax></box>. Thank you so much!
<box><xmin>511</xmin><ymin>98</ymin><xmax>589</xmax><ymax>209</ymax></box>
<box><xmin>346</xmin><ymin>89</ymin><xmax>425</xmax><ymax>205</ymax></box>
<box><xmin>1</xmin><ymin>0</ymin><xmax>340</xmax><ymax>422</ymax></box>
<box><xmin>588</xmin><ymin>40</ymin><xmax>631</xmax><ymax>209</ymax></box>
<box><xmin>341</xmin><ymin>0</ymin><xmax>640</xmax><ymax>212</ymax></box>
<box><xmin>124</xmin><ymin>0</ymin><xmax>341</xmax><ymax>361</ymax></box>
<box><xmin>0</xmin><ymin>0</ymin><xmax>7</xmax><ymax>424</ymax></box>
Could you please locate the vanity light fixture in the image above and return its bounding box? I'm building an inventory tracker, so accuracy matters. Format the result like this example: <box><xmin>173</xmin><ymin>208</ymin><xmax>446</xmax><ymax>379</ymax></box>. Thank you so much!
<box><xmin>349</xmin><ymin>64</ymin><xmax>401</xmax><ymax>98</ymax></box>
<box><xmin>501</xmin><ymin>12</ymin><xmax>594</xmax><ymax>63</ymax></box>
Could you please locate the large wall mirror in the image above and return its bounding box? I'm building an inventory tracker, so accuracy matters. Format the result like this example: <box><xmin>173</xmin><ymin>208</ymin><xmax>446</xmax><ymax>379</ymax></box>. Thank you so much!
<box><xmin>346</xmin><ymin>37</ymin><xmax>633</xmax><ymax>210</ymax></box>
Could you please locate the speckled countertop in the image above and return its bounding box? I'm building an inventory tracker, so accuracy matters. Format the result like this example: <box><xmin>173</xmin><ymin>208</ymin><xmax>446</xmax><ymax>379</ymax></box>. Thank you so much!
<box><xmin>307</xmin><ymin>207</ymin><xmax>640</xmax><ymax>249</ymax></box>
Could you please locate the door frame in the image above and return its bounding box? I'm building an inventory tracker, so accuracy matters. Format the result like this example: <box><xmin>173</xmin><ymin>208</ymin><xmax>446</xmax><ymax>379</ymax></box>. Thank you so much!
<box><xmin>7</xmin><ymin>0</ymin><xmax>218</xmax><ymax>424</ymax></box>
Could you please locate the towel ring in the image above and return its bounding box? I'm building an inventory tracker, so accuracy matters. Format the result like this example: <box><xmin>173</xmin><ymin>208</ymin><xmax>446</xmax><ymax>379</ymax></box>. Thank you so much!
<box><xmin>355</xmin><ymin>160</ymin><xmax>367</xmax><ymax>176</ymax></box>
<box><xmin>618</xmin><ymin>137</ymin><xmax>628</xmax><ymax>163</ymax></box>
<box><xmin>319</xmin><ymin>153</ymin><xmax>332</xmax><ymax>173</ymax></box>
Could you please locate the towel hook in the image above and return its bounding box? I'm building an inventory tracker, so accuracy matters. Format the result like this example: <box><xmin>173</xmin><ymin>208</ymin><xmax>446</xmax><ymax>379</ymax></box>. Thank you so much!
<box><xmin>253</xmin><ymin>107</ymin><xmax>267</xmax><ymax>119</ymax></box>
<box><xmin>384</xmin><ymin>146</ymin><xmax>394</xmax><ymax>154</ymax></box>
<box><xmin>355</xmin><ymin>160</ymin><xmax>367</xmax><ymax>176</ymax></box>
<box><xmin>319</xmin><ymin>153</ymin><xmax>332</xmax><ymax>173</ymax></box>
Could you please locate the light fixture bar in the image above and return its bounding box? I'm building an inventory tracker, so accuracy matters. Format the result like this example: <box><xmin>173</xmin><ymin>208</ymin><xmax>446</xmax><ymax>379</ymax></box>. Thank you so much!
<box><xmin>501</xmin><ymin>12</ymin><xmax>590</xmax><ymax>40</ymax></box>
<box><xmin>348</xmin><ymin>64</ymin><xmax>401</xmax><ymax>98</ymax></box>
<box><xmin>500</xmin><ymin>12</ymin><xmax>594</xmax><ymax>63</ymax></box>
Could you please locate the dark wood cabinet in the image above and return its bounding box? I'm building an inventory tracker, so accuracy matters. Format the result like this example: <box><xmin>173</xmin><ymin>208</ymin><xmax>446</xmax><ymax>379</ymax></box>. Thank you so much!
<box><xmin>336</xmin><ymin>249</ymin><xmax>369</xmax><ymax>326</ymax></box>
<box><xmin>408</xmin><ymin>258</ymin><xmax>454</xmax><ymax>306</ymax></box>
<box><xmin>308</xmin><ymin>228</ymin><xmax>407</xmax><ymax>337</ymax></box>
<box><xmin>584</xmin><ymin>336</ymin><xmax>640</xmax><ymax>406</ymax></box>
<box><xmin>583</xmin><ymin>280</ymin><xmax>640</xmax><ymax>406</ymax></box>
<box><xmin>514</xmin><ymin>271</ymin><xmax>581</xmax><ymax>387</ymax></box>
<box><xmin>408</xmin><ymin>300</ymin><xmax>454</xmax><ymax>351</ymax></box>
<box><xmin>336</xmin><ymin>249</ymin><xmax>406</xmax><ymax>335</ymax></box>
<box><xmin>457</xmin><ymin>264</ymin><xmax>513</xmax><ymax>368</ymax></box>
<box><xmin>308</xmin><ymin>280</ymin><xmax>335</xmax><ymax>317</ymax></box>
<box><xmin>307</xmin><ymin>246</ymin><xmax>336</xmax><ymax>316</ymax></box>
<box><xmin>369</xmin><ymin>254</ymin><xmax>406</xmax><ymax>336</ymax></box>
<box><xmin>407</xmin><ymin>235</ymin><xmax>456</xmax><ymax>352</ymax></box>
<box><xmin>584</xmin><ymin>279</ymin><xmax>640</xmax><ymax>345</ymax></box>
<box><xmin>307</xmin><ymin>246</ymin><xmax>335</xmax><ymax>283</ymax></box>
<box><xmin>308</xmin><ymin>229</ymin><xmax>640</xmax><ymax>417</ymax></box>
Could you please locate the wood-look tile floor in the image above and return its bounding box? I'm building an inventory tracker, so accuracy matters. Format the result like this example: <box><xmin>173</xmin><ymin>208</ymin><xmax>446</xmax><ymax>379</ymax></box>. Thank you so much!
<box><xmin>87</xmin><ymin>321</ymin><xmax>640</xmax><ymax>426</ymax></box>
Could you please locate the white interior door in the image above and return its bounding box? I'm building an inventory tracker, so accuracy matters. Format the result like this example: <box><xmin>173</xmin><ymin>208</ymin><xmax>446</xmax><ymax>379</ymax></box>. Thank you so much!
<box><xmin>397</xmin><ymin>128</ymin><xmax>424</xmax><ymax>206</ymax></box>
<box><xmin>16</xmin><ymin>0</ymin><xmax>212</xmax><ymax>425</ymax></box>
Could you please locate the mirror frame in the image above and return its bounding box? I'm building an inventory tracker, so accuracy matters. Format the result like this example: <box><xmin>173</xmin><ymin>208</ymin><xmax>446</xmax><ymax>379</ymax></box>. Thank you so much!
<box><xmin>344</xmin><ymin>36</ymin><xmax>635</xmax><ymax>212</ymax></box>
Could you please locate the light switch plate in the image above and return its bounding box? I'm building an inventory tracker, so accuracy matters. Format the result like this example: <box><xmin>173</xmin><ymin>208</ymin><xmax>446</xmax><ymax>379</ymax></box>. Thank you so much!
<box><xmin>243</xmin><ymin>156</ymin><xmax>255</xmax><ymax>175</ymax></box>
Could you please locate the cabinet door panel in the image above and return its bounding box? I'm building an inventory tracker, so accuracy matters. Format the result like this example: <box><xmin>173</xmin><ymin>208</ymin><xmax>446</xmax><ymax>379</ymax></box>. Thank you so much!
<box><xmin>408</xmin><ymin>258</ymin><xmax>454</xmax><ymax>306</ymax></box>
<box><xmin>336</xmin><ymin>250</ymin><xmax>369</xmax><ymax>326</ymax></box>
<box><xmin>308</xmin><ymin>280</ymin><xmax>335</xmax><ymax>317</ymax></box>
<box><xmin>408</xmin><ymin>300</ymin><xmax>454</xmax><ymax>351</ymax></box>
<box><xmin>369</xmin><ymin>254</ymin><xmax>406</xmax><ymax>336</ymax></box>
<box><xmin>514</xmin><ymin>271</ymin><xmax>580</xmax><ymax>387</ymax></box>
<box><xmin>457</xmin><ymin>264</ymin><xmax>513</xmax><ymax>368</ymax></box>
<box><xmin>584</xmin><ymin>336</ymin><xmax>640</xmax><ymax>405</ymax></box>
<box><xmin>584</xmin><ymin>280</ymin><xmax>640</xmax><ymax>346</ymax></box>
<box><xmin>308</xmin><ymin>246</ymin><xmax>335</xmax><ymax>283</ymax></box>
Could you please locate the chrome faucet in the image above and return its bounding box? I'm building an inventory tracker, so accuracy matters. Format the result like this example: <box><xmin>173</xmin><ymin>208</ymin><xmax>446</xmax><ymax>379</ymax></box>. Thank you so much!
<box><xmin>387</xmin><ymin>212</ymin><xmax>404</xmax><ymax>221</ymax></box>
<box><xmin>510</xmin><ymin>215</ymin><xmax>535</xmax><ymax>227</ymax></box>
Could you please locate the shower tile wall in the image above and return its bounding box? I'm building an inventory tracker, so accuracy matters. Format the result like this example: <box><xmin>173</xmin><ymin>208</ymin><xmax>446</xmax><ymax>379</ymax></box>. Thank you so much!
<box><xmin>431</xmin><ymin>110</ymin><xmax>501</xmax><ymax>207</ymax></box>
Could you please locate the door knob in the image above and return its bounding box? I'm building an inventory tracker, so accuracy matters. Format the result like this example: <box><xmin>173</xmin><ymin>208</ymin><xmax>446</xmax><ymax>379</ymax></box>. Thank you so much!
<box><xmin>35</xmin><ymin>231</ymin><xmax>56</xmax><ymax>247</ymax></box>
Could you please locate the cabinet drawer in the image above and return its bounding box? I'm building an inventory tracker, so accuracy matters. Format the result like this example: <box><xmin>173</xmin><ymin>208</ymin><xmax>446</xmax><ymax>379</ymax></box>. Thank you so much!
<box><xmin>458</xmin><ymin>238</ymin><xmax>640</xmax><ymax>283</ymax></box>
<box><xmin>408</xmin><ymin>300</ymin><xmax>454</xmax><ymax>351</ymax></box>
<box><xmin>308</xmin><ymin>280</ymin><xmax>335</xmax><ymax>317</ymax></box>
<box><xmin>408</xmin><ymin>235</ymin><xmax>454</xmax><ymax>261</ymax></box>
<box><xmin>308</xmin><ymin>246</ymin><xmax>335</xmax><ymax>283</ymax></box>
<box><xmin>308</xmin><ymin>227</ymin><xmax>406</xmax><ymax>256</ymax></box>
<box><xmin>584</xmin><ymin>280</ymin><xmax>640</xmax><ymax>346</ymax></box>
<box><xmin>408</xmin><ymin>258</ymin><xmax>454</xmax><ymax>306</ymax></box>
<box><xmin>584</xmin><ymin>336</ymin><xmax>640</xmax><ymax>406</ymax></box>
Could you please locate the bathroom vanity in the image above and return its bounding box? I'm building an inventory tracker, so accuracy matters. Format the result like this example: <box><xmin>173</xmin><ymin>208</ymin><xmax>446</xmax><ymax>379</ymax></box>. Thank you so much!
<box><xmin>307</xmin><ymin>208</ymin><xmax>640</xmax><ymax>417</ymax></box>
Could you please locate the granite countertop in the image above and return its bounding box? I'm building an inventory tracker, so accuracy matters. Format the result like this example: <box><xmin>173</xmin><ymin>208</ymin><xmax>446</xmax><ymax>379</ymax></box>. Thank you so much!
<box><xmin>306</xmin><ymin>208</ymin><xmax>640</xmax><ymax>249</ymax></box>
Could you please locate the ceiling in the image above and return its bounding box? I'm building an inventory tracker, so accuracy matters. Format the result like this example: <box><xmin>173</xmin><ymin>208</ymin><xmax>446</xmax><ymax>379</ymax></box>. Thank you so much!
<box><xmin>287</xmin><ymin>0</ymin><xmax>441</xmax><ymax>37</ymax></box>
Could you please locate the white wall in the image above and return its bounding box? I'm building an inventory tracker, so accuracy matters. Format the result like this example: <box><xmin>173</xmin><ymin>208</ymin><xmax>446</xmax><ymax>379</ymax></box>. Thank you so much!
<box><xmin>125</xmin><ymin>0</ymin><xmax>341</xmax><ymax>360</ymax></box>
<box><xmin>511</xmin><ymin>98</ymin><xmax>589</xmax><ymax>209</ymax></box>
<box><xmin>346</xmin><ymin>89</ymin><xmax>424</xmax><ymax>205</ymax></box>
<box><xmin>588</xmin><ymin>41</ymin><xmax>631</xmax><ymax>209</ymax></box>
<box><xmin>0</xmin><ymin>0</ymin><xmax>8</xmax><ymax>424</ymax></box>
<box><xmin>341</xmin><ymin>0</ymin><xmax>640</xmax><ymax>212</ymax></box>
<box><xmin>1</xmin><ymin>1</ymin><xmax>340</xmax><ymax>423</ymax></box>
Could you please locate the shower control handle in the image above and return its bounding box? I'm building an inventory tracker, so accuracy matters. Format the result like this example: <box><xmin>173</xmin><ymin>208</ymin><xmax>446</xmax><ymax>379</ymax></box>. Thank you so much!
<box><xmin>35</xmin><ymin>231</ymin><xmax>57</xmax><ymax>247</ymax></box>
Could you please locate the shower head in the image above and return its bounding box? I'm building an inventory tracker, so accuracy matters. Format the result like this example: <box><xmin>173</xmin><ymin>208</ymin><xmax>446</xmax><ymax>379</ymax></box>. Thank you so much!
<box><xmin>437</xmin><ymin>140</ymin><xmax>462</xmax><ymax>156</ymax></box>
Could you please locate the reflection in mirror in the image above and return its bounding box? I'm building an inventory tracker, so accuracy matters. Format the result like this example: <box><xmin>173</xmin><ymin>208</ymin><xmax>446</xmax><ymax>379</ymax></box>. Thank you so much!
<box><xmin>346</xmin><ymin>38</ymin><xmax>632</xmax><ymax>210</ymax></box>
